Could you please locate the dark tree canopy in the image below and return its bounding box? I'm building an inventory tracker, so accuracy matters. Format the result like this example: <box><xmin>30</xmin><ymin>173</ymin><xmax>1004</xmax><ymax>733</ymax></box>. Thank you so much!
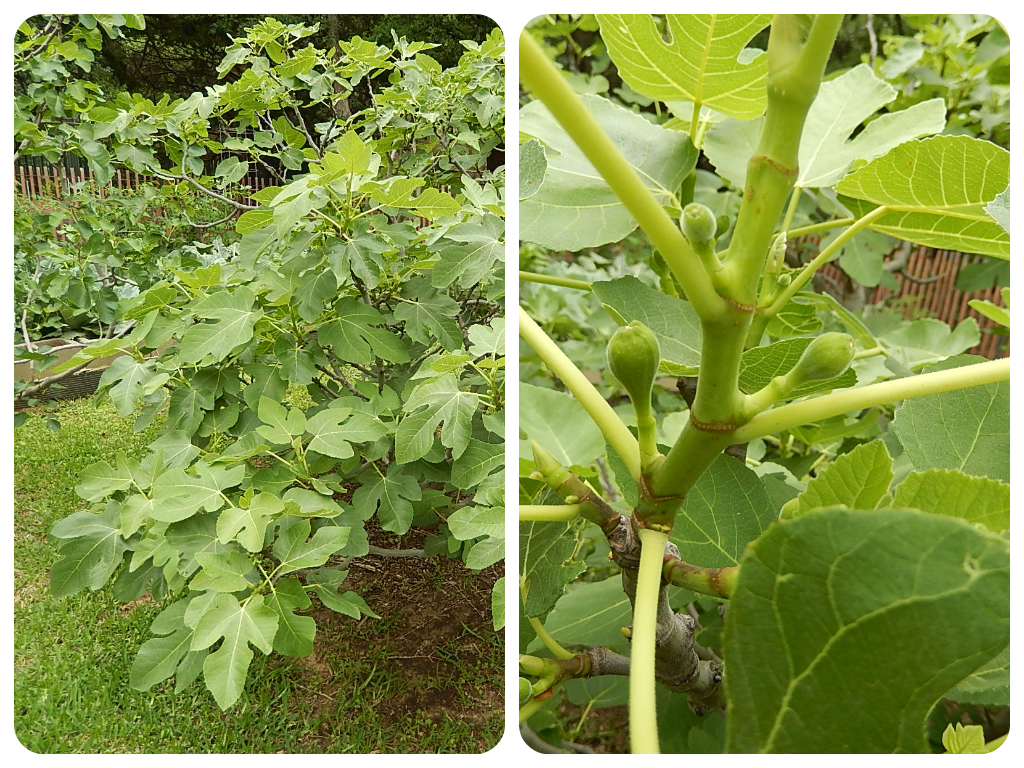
<box><xmin>91</xmin><ymin>14</ymin><xmax>499</xmax><ymax>99</ymax></box>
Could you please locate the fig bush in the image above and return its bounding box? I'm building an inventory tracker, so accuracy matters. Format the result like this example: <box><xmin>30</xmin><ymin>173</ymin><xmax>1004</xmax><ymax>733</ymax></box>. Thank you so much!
<box><xmin>14</xmin><ymin>183</ymin><xmax>239</xmax><ymax>343</ymax></box>
<box><xmin>42</xmin><ymin>18</ymin><xmax>505</xmax><ymax>710</ymax></box>
<box><xmin>518</xmin><ymin>14</ymin><xmax>1008</xmax><ymax>754</ymax></box>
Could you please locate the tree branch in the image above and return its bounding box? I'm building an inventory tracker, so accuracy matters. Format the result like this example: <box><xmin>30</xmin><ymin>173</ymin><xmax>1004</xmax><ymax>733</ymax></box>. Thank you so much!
<box><xmin>316</xmin><ymin>364</ymin><xmax>370</xmax><ymax>401</ymax></box>
<box><xmin>731</xmin><ymin>357</ymin><xmax>1011</xmax><ymax>443</ymax></box>
<box><xmin>519</xmin><ymin>306</ymin><xmax>640</xmax><ymax>479</ymax></box>
<box><xmin>152</xmin><ymin>170</ymin><xmax>260</xmax><ymax>211</ymax></box>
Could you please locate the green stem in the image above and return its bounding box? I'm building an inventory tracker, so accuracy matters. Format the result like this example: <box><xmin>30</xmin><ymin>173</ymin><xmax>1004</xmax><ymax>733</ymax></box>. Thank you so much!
<box><xmin>519</xmin><ymin>688</ymin><xmax>557</xmax><ymax>724</ymax></box>
<box><xmin>519</xmin><ymin>307</ymin><xmax>641</xmax><ymax>479</ymax></box>
<box><xmin>637</xmin><ymin>415</ymin><xmax>659</xmax><ymax>472</ymax></box>
<box><xmin>742</xmin><ymin>372</ymin><xmax>795</xmax><ymax>419</ymax></box>
<box><xmin>530</xmin><ymin>617</ymin><xmax>574</xmax><ymax>660</ymax></box>
<box><xmin>630</xmin><ymin>527</ymin><xmax>667</xmax><ymax>755</ymax></box>
<box><xmin>787</xmin><ymin>217</ymin><xmax>856</xmax><ymax>239</ymax></box>
<box><xmin>647</xmin><ymin>419</ymin><xmax>729</xmax><ymax>510</ymax></box>
<box><xmin>312</xmin><ymin>209</ymin><xmax>345</xmax><ymax>232</ymax></box>
<box><xmin>731</xmin><ymin>357</ymin><xmax>1011</xmax><ymax>443</ymax></box>
<box><xmin>692</xmin><ymin>313</ymin><xmax>749</xmax><ymax>423</ymax></box>
<box><xmin>519</xmin><ymin>32</ymin><xmax>725</xmax><ymax>321</ymax></box>
<box><xmin>252</xmin><ymin>555</ymin><xmax>276</xmax><ymax>589</ymax></box>
<box><xmin>663</xmin><ymin>557</ymin><xmax>738</xmax><ymax>599</ymax></box>
<box><xmin>680</xmin><ymin>16</ymin><xmax>843</xmax><ymax>453</ymax></box>
<box><xmin>519</xmin><ymin>270</ymin><xmax>592</xmax><ymax>291</ymax></box>
<box><xmin>531</xmin><ymin>442</ymin><xmax>622</xmax><ymax>533</ymax></box>
<box><xmin>767</xmin><ymin>206</ymin><xmax>889</xmax><ymax>315</ymax></box>
<box><xmin>780</xmin><ymin>185</ymin><xmax>803</xmax><ymax>232</ymax></box>
<box><xmin>679</xmin><ymin>170</ymin><xmax>697</xmax><ymax>209</ymax></box>
<box><xmin>854</xmin><ymin>346</ymin><xmax>886</xmax><ymax>360</ymax></box>
<box><xmin>718</xmin><ymin>14</ymin><xmax>842</xmax><ymax>306</ymax></box>
<box><xmin>519</xmin><ymin>504</ymin><xmax>583</xmax><ymax>522</ymax></box>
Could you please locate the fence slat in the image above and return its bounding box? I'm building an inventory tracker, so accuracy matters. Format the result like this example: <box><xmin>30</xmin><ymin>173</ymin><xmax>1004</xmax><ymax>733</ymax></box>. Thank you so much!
<box><xmin>809</xmin><ymin>237</ymin><xmax>1007</xmax><ymax>360</ymax></box>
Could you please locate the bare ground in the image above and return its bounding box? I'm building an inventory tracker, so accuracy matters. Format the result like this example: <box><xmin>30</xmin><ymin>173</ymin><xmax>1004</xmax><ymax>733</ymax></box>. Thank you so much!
<box><xmin>284</xmin><ymin>521</ymin><xmax>505</xmax><ymax>753</ymax></box>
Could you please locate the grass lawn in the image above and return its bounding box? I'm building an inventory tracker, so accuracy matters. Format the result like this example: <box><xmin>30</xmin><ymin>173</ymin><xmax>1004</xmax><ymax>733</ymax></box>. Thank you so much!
<box><xmin>13</xmin><ymin>398</ymin><xmax>504</xmax><ymax>753</ymax></box>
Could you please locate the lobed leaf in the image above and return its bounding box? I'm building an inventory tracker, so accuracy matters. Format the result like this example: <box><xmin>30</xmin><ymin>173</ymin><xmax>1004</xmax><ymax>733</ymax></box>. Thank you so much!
<box><xmin>305</xmin><ymin>406</ymin><xmax>389</xmax><ymax>460</ymax></box>
<box><xmin>264</xmin><ymin>577</ymin><xmax>315</xmax><ymax>657</ymax></box>
<box><xmin>178</xmin><ymin>287</ymin><xmax>263</xmax><ymax>365</ymax></box>
<box><xmin>520</xmin><ymin>517</ymin><xmax>585</xmax><ymax>620</ymax></box>
<box><xmin>836</xmin><ymin>136</ymin><xmax>1010</xmax><ymax>258</ymax></box>
<box><xmin>130</xmin><ymin>599</ymin><xmax>199</xmax><ymax>691</ymax></box>
<box><xmin>671</xmin><ymin>454</ymin><xmax>776</xmax><ymax>567</ymax></box>
<box><xmin>50</xmin><ymin>502</ymin><xmax>127</xmax><ymax>598</ymax></box>
<box><xmin>216</xmin><ymin>492</ymin><xmax>284</xmax><ymax>552</ymax></box>
<box><xmin>350</xmin><ymin>465</ymin><xmax>422</xmax><ymax>534</ymax></box>
<box><xmin>451</xmin><ymin>440</ymin><xmax>504</xmax><ymax>490</ymax></box>
<box><xmin>725</xmin><ymin>507</ymin><xmax>1010</xmax><ymax>753</ymax></box>
<box><xmin>396</xmin><ymin>374</ymin><xmax>479</xmax><ymax>463</ymax></box>
<box><xmin>598</xmin><ymin>14</ymin><xmax>771</xmax><ymax>120</ymax></box>
<box><xmin>318</xmin><ymin>297</ymin><xmax>408</xmax><ymax>365</ymax></box>
<box><xmin>780</xmin><ymin>441</ymin><xmax>892</xmax><ymax>519</ymax></box>
<box><xmin>891</xmin><ymin>356</ymin><xmax>1009</xmax><ymax>482</ymax></box>
<box><xmin>190</xmin><ymin>593</ymin><xmax>279</xmax><ymax>709</ymax></box>
<box><xmin>272</xmin><ymin>517</ymin><xmax>351</xmax><ymax>574</ymax></box>
<box><xmin>518</xmin><ymin>383</ymin><xmax>605</xmax><ymax>469</ymax></box>
<box><xmin>893</xmin><ymin>469</ymin><xmax>1009</xmax><ymax>534</ymax></box>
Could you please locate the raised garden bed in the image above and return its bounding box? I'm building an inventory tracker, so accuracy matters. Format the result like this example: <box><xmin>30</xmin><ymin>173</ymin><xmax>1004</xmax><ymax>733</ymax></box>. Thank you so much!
<box><xmin>15</xmin><ymin>339</ymin><xmax>126</xmax><ymax>409</ymax></box>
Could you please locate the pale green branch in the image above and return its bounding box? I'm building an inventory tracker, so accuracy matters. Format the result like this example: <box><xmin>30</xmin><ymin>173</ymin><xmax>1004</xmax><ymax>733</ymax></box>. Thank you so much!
<box><xmin>519</xmin><ymin>504</ymin><xmax>583</xmax><ymax>522</ymax></box>
<box><xmin>767</xmin><ymin>206</ymin><xmax>889</xmax><ymax>315</ymax></box>
<box><xmin>732</xmin><ymin>357</ymin><xmax>1010</xmax><ymax>444</ymax></box>
<box><xmin>519</xmin><ymin>306</ymin><xmax>641</xmax><ymax>479</ymax></box>
<box><xmin>529</xmin><ymin>617</ymin><xmax>574</xmax><ymax>660</ymax></box>
<box><xmin>519</xmin><ymin>32</ymin><xmax>726</xmax><ymax>321</ymax></box>
<box><xmin>519</xmin><ymin>270</ymin><xmax>592</xmax><ymax>291</ymax></box>
<box><xmin>786</xmin><ymin>217</ymin><xmax>856</xmax><ymax>239</ymax></box>
<box><xmin>630</xmin><ymin>528</ymin><xmax>668</xmax><ymax>755</ymax></box>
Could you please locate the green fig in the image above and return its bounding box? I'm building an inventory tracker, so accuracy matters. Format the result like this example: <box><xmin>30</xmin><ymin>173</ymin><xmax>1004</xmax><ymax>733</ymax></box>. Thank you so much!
<box><xmin>788</xmin><ymin>332</ymin><xmax>855</xmax><ymax>384</ymax></box>
<box><xmin>681</xmin><ymin>202</ymin><xmax>717</xmax><ymax>245</ymax></box>
<box><xmin>607</xmin><ymin>321</ymin><xmax>660</xmax><ymax>417</ymax></box>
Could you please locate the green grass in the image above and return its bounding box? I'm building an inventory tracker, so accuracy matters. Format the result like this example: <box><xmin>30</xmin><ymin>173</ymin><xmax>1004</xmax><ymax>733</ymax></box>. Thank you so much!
<box><xmin>14</xmin><ymin>399</ymin><xmax>504</xmax><ymax>753</ymax></box>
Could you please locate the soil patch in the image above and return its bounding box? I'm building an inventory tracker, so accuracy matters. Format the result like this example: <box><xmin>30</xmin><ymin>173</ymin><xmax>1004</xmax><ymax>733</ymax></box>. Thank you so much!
<box><xmin>286</xmin><ymin>520</ymin><xmax>504</xmax><ymax>753</ymax></box>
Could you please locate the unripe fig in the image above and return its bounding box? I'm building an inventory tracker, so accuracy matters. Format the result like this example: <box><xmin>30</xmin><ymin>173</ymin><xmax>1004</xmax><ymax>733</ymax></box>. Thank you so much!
<box><xmin>607</xmin><ymin>321</ymin><xmax>661</xmax><ymax>411</ymax></box>
<box><xmin>788</xmin><ymin>332</ymin><xmax>855</xmax><ymax>384</ymax></box>
<box><xmin>519</xmin><ymin>677</ymin><xmax>534</xmax><ymax>705</ymax></box>
<box><xmin>681</xmin><ymin>202</ymin><xmax>717</xmax><ymax>245</ymax></box>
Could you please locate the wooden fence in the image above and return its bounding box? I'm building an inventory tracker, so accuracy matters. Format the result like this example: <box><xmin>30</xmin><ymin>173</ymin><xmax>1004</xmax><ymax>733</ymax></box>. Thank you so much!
<box><xmin>817</xmin><ymin>246</ymin><xmax>1008</xmax><ymax>360</ymax></box>
<box><xmin>14</xmin><ymin>160</ymin><xmax>277</xmax><ymax>204</ymax></box>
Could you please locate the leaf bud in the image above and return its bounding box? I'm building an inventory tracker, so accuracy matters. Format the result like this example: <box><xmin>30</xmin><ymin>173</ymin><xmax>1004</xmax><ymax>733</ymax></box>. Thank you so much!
<box><xmin>531</xmin><ymin>441</ymin><xmax>563</xmax><ymax>479</ymax></box>
<box><xmin>788</xmin><ymin>332</ymin><xmax>855</xmax><ymax>385</ymax></box>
